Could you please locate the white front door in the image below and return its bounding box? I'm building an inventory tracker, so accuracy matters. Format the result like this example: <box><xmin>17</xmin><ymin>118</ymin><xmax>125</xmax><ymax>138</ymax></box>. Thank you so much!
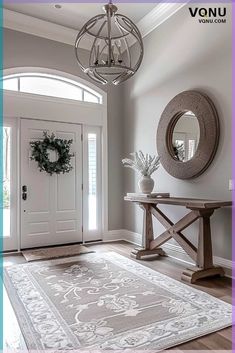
<box><xmin>20</xmin><ymin>119</ymin><xmax>83</xmax><ymax>249</ymax></box>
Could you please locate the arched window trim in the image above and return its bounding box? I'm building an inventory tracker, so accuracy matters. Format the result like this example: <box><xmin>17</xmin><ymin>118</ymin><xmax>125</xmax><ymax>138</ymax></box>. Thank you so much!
<box><xmin>3</xmin><ymin>67</ymin><xmax>109</xmax><ymax>240</ymax></box>
<box><xmin>3</xmin><ymin>67</ymin><xmax>106</xmax><ymax>105</ymax></box>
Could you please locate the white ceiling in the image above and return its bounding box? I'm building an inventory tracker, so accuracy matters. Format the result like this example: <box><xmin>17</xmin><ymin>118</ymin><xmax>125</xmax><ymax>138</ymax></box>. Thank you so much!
<box><xmin>3</xmin><ymin>3</ymin><xmax>187</xmax><ymax>48</ymax></box>
<box><xmin>4</xmin><ymin>3</ymin><xmax>157</xmax><ymax>30</ymax></box>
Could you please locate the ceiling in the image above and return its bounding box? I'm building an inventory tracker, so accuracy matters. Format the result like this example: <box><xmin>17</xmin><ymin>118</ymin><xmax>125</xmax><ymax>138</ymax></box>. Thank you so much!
<box><xmin>4</xmin><ymin>3</ymin><xmax>157</xmax><ymax>30</ymax></box>
<box><xmin>4</xmin><ymin>3</ymin><xmax>187</xmax><ymax>48</ymax></box>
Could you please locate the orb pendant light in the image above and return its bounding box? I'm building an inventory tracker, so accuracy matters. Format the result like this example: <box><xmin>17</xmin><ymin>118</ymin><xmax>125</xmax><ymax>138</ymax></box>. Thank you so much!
<box><xmin>75</xmin><ymin>1</ymin><xmax>144</xmax><ymax>85</ymax></box>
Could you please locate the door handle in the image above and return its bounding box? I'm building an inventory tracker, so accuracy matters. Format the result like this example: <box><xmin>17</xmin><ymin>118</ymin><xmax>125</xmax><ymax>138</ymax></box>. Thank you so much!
<box><xmin>22</xmin><ymin>185</ymin><xmax>27</xmax><ymax>200</ymax></box>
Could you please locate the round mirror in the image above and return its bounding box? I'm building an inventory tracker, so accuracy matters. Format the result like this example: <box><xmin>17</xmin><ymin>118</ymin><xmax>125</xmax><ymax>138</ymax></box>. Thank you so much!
<box><xmin>47</xmin><ymin>148</ymin><xmax>58</xmax><ymax>163</ymax></box>
<box><xmin>171</xmin><ymin>111</ymin><xmax>200</xmax><ymax>162</ymax></box>
<box><xmin>157</xmin><ymin>90</ymin><xmax>219</xmax><ymax>179</ymax></box>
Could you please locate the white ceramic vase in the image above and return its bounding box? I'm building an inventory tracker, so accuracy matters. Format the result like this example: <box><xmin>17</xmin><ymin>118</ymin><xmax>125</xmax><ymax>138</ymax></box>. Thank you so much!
<box><xmin>138</xmin><ymin>176</ymin><xmax>154</xmax><ymax>194</ymax></box>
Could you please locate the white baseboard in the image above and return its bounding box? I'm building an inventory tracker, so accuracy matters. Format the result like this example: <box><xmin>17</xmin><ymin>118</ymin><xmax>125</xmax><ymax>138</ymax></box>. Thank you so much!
<box><xmin>103</xmin><ymin>229</ymin><xmax>126</xmax><ymax>242</ymax></box>
<box><xmin>104</xmin><ymin>229</ymin><xmax>233</xmax><ymax>278</ymax></box>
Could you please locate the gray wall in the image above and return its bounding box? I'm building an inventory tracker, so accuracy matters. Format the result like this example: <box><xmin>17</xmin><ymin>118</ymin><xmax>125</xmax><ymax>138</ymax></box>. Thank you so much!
<box><xmin>3</xmin><ymin>28</ymin><xmax>124</xmax><ymax>231</ymax></box>
<box><xmin>122</xmin><ymin>4</ymin><xmax>232</xmax><ymax>260</ymax></box>
<box><xmin>4</xmin><ymin>3</ymin><xmax>232</xmax><ymax>261</ymax></box>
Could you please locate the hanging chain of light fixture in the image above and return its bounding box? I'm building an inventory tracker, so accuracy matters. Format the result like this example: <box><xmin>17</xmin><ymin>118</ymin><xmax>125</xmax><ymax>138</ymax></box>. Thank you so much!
<box><xmin>75</xmin><ymin>1</ymin><xmax>144</xmax><ymax>85</ymax></box>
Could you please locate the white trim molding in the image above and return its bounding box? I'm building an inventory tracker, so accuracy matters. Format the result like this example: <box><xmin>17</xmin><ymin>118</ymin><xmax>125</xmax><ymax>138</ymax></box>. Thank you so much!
<box><xmin>3</xmin><ymin>67</ymin><xmax>109</xmax><ymax>249</ymax></box>
<box><xmin>104</xmin><ymin>229</ymin><xmax>233</xmax><ymax>278</ymax></box>
<box><xmin>138</xmin><ymin>3</ymin><xmax>188</xmax><ymax>38</ymax></box>
<box><xmin>4</xmin><ymin>9</ymin><xmax>78</xmax><ymax>47</ymax></box>
<box><xmin>4</xmin><ymin>4</ymin><xmax>188</xmax><ymax>47</ymax></box>
<box><xmin>3</xmin><ymin>67</ymin><xmax>106</xmax><ymax>101</ymax></box>
<box><xmin>103</xmin><ymin>230</ymin><xmax>125</xmax><ymax>243</ymax></box>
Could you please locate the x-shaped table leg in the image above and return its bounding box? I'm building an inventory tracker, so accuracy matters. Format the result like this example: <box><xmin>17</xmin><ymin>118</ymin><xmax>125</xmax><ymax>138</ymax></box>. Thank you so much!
<box><xmin>149</xmin><ymin>205</ymin><xmax>198</xmax><ymax>262</ymax></box>
<box><xmin>131</xmin><ymin>203</ymin><xmax>225</xmax><ymax>283</ymax></box>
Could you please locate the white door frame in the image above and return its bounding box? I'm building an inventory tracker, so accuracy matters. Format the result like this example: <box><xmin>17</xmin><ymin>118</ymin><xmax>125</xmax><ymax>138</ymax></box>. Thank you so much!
<box><xmin>3</xmin><ymin>117</ymin><xmax>19</xmax><ymax>251</ymax></box>
<box><xmin>3</xmin><ymin>67</ymin><xmax>108</xmax><ymax>251</ymax></box>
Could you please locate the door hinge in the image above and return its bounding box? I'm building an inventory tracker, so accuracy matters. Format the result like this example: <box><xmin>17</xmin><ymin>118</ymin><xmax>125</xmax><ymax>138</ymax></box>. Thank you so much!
<box><xmin>82</xmin><ymin>183</ymin><xmax>83</xmax><ymax>190</ymax></box>
<box><xmin>82</xmin><ymin>226</ymin><xmax>83</xmax><ymax>233</ymax></box>
<box><xmin>81</xmin><ymin>133</ymin><xmax>83</xmax><ymax>141</ymax></box>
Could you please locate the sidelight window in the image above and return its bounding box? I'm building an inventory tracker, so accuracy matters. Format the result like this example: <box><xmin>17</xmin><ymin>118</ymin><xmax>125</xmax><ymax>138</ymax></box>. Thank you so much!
<box><xmin>83</xmin><ymin>126</ymin><xmax>102</xmax><ymax>241</ymax></box>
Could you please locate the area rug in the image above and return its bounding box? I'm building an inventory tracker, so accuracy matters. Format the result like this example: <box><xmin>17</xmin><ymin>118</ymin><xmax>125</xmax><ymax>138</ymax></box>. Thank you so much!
<box><xmin>22</xmin><ymin>244</ymin><xmax>93</xmax><ymax>262</ymax></box>
<box><xmin>4</xmin><ymin>252</ymin><xmax>232</xmax><ymax>351</ymax></box>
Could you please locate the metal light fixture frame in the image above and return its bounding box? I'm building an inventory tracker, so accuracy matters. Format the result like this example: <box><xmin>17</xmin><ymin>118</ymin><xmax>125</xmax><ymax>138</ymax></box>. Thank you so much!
<box><xmin>75</xmin><ymin>1</ymin><xmax>144</xmax><ymax>85</ymax></box>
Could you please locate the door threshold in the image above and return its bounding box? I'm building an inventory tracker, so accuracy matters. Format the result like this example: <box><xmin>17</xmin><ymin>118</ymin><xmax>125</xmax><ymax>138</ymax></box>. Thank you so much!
<box><xmin>3</xmin><ymin>250</ymin><xmax>22</xmax><ymax>256</ymax></box>
<box><xmin>21</xmin><ymin>242</ymin><xmax>84</xmax><ymax>252</ymax></box>
<box><xmin>4</xmin><ymin>240</ymin><xmax>105</xmax><ymax>254</ymax></box>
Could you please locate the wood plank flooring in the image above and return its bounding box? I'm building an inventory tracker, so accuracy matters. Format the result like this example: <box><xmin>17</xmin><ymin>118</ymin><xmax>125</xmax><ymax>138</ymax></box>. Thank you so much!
<box><xmin>3</xmin><ymin>241</ymin><xmax>232</xmax><ymax>351</ymax></box>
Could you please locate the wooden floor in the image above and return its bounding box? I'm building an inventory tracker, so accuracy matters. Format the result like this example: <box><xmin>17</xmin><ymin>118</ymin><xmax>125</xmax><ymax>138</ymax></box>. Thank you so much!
<box><xmin>3</xmin><ymin>241</ymin><xmax>232</xmax><ymax>351</ymax></box>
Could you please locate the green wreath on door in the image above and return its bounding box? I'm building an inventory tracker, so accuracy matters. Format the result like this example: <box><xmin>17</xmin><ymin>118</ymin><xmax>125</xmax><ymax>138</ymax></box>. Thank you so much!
<box><xmin>30</xmin><ymin>131</ymin><xmax>74</xmax><ymax>175</ymax></box>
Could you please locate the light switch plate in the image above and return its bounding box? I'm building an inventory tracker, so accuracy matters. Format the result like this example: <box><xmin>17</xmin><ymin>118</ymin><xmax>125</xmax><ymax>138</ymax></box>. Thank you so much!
<box><xmin>229</xmin><ymin>179</ymin><xmax>234</xmax><ymax>191</ymax></box>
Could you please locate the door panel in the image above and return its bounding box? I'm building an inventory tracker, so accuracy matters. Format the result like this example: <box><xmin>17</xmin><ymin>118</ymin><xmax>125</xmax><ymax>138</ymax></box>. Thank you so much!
<box><xmin>21</xmin><ymin>119</ymin><xmax>82</xmax><ymax>249</ymax></box>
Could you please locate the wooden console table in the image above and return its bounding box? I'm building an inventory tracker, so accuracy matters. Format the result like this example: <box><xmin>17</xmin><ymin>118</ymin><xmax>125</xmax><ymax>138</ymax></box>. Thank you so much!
<box><xmin>124</xmin><ymin>195</ymin><xmax>232</xmax><ymax>283</ymax></box>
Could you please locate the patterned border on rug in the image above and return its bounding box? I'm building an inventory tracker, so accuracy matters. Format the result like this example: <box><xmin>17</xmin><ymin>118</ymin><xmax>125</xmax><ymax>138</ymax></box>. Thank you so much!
<box><xmin>100</xmin><ymin>253</ymin><xmax>232</xmax><ymax>350</ymax></box>
<box><xmin>4</xmin><ymin>252</ymin><xmax>232</xmax><ymax>351</ymax></box>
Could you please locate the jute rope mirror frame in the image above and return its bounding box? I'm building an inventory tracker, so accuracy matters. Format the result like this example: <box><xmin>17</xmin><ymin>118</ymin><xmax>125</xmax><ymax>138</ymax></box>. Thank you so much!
<box><xmin>157</xmin><ymin>90</ymin><xmax>220</xmax><ymax>179</ymax></box>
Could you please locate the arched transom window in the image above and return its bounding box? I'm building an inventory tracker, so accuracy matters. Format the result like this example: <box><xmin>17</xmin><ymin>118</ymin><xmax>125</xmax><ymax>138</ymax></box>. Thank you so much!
<box><xmin>3</xmin><ymin>73</ymin><xmax>102</xmax><ymax>104</ymax></box>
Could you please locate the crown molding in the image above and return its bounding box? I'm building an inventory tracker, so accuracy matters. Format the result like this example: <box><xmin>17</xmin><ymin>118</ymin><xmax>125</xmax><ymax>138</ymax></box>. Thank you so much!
<box><xmin>4</xmin><ymin>4</ymin><xmax>187</xmax><ymax>47</ymax></box>
<box><xmin>138</xmin><ymin>2</ymin><xmax>188</xmax><ymax>38</ymax></box>
<box><xmin>4</xmin><ymin>9</ymin><xmax>79</xmax><ymax>47</ymax></box>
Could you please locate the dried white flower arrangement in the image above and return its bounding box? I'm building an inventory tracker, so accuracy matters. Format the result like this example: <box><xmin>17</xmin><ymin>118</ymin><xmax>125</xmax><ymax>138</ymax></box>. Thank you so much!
<box><xmin>122</xmin><ymin>151</ymin><xmax>160</xmax><ymax>177</ymax></box>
